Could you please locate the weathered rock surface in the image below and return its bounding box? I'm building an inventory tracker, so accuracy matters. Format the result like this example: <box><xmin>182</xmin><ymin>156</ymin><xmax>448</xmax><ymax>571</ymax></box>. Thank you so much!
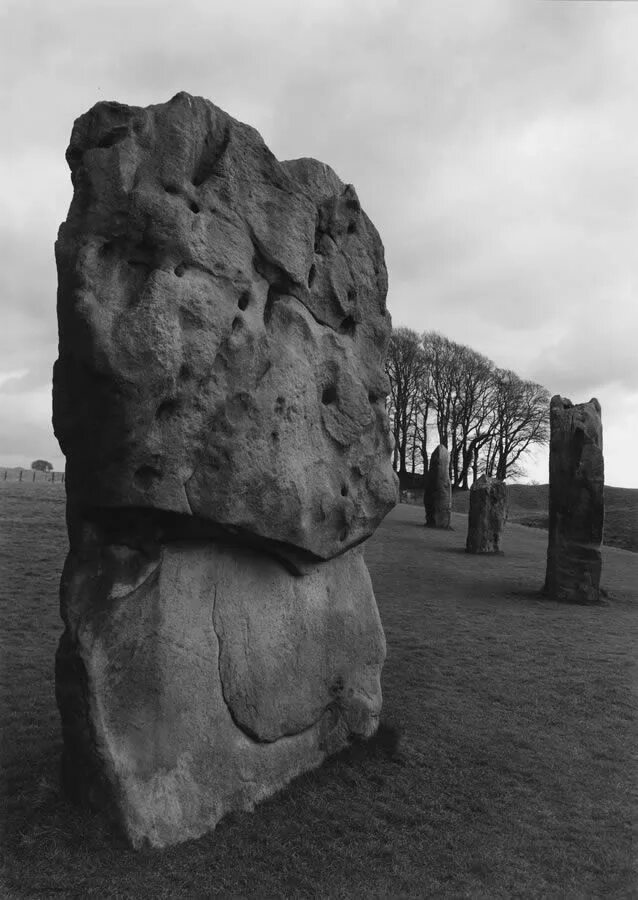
<box><xmin>544</xmin><ymin>396</ymin><xmax>604</xmax><ymax>604</ymax></box>
<box><xmin>53</xmin><ymin>91</ymin><xmax>397</xmax><ymax>562</ymax></box>
<box><xmin>56</xmin><ymin>538</ymin><xmax>384</xmax><ymax>848</ymax></box>
<box><xmin>465</xmin><ymin>475</ymin><xmax>507</xmax><ymax>553</ymax></box>
<box><xmin>53</xmin><ymin>94</ymin><xmax>396</xmax><ymax>848</ymax></box>
<box><xmin>424</xmin><ymin>444</ymin><xmax>451</xmax><ymax>528</ymax></box>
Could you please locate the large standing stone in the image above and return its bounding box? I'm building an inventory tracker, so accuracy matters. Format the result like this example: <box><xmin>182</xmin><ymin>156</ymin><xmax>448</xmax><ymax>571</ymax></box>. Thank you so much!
<box><xmin>54</xmin><ymin>92</ymin><xmax>397</xmax><ymax>562</ymax></box>
<box><xmin>53</xmin><ymin>93</ymin><xmax>398</xmax><ymax>848</ymax></box>
<box><xmin>465</xmin><ymin>475</ymin><xmax>507</xmax><ymax>553</ymax></box>
<box><xmin>544</xmin><ymin>396</ymin><xmax>604</xmax><ymax>604</ymax></box>
<box><xmin>424</xmin><ymin>444</ymin><xmax>451</xmax><ymax>528</ymax></box>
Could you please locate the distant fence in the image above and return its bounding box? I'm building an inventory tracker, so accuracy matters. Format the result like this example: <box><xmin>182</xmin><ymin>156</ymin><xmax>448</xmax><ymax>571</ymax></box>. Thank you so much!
<box><xmin>1</xmin><ymin>469</ymin><xmax>65</xmax><ymax>484</ymax></box>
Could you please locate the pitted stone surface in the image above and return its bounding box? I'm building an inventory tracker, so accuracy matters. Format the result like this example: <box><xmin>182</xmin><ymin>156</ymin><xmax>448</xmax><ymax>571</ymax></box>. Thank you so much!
<box><xmin>545</xmin><ymin>396</ymin><xmax>604</xmax><ymax>604</ymax></box>
<box><xmin>53</xmin><ymin>92</ymin><xmax>397</xmax><ymax>560</ymax></box>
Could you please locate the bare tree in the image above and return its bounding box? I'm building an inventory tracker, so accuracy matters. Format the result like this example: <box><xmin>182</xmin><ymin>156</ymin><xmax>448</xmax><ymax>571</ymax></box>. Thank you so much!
<box><xmin>422</xmin><ymin>332</ymin><xmax>457</xmax><ymax>448</ymax></box>
<box><xmin>410</xmin><ymin>378</ymin><xmax>432</xmax><ymax>475</ymax></box>
<box><xmin>448</xmin><ymin>345</ymin><xmax>496</xmax><ymax>488</ymax></box>
<box><xmin>422</xmin><ymin>333</ymin><xmax>496</xmax><ymax>488</ymax></box>
<box><xmin>385</xmin><ymin>328</ymin><xmax>429</xmax><ymax>475</ymax></box>
<box><xmin>385</xmin><ymin>328</ymin><xmax>550</xmax><ymax>485</ymax></box>
<box><xmin>483</xmin><ymin>371</ymin><xmax>550</xmax><ymax>480</ymax></box>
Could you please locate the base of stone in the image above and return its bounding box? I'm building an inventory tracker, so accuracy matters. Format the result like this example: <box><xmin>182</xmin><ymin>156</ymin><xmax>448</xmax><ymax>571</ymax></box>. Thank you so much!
<box><xmin>545</xmin><ymin>540</ymin><xmax>602</xmax><ymax>604</ymax></box>
<box><xmin>542</xmin><ymin>585</ymin><xmax>602</xmax><ymax>604</ymax></box>
<box><xmin>465</xmin><ymin>549</ymin><xmax>504</xmax><ymax>556</ymax></box>
<box><xmin>56</xmin><ymin>540</ymin><xmax>385</xmax><ymax>848</ymax></box>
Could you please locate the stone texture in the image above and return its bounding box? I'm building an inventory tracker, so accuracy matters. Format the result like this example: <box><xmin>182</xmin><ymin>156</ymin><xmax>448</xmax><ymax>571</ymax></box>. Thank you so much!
<box><xmin>544</xmin><ymin>396</ymin><xmax>604</xmax><ymax>604</ymax></box>
<box><xmin>465</xmin><ymin>475</ymin><xmax>507</xmax><ymax>553</ymax></box>
<box><xmin>53</xmin><ymin>91</ymin><xmax>397</xmax><ymax>562</ymax></box>
<box><xmin>56</xmin><ymin>537</ymin><xmax>384</xmax><ymax>848</ymax></box>
<box><xmin>424</xmin><ymin>444</ymin><xmax>451</xmax><ymax>528</ymax></box>
<box><xmin>53</xmin><ymin>93</ymin><xmax>397</xmax><ymax>848</ymax></box>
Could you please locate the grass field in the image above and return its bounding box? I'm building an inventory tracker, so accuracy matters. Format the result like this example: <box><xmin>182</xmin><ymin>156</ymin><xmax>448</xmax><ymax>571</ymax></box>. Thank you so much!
<box><xmin>448</xmin><ymin>483</ymin><xmax>638</xmax><ymax>554</ymax></box>
<box><xmin>1</xmin><ymin>482</ymin><xmax>637</xmax><ymax>897</ymax></box>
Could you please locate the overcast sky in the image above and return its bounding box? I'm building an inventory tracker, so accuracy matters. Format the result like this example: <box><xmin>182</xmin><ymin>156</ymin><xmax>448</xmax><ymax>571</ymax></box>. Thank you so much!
<box><xmin>1</xmin><ymin>0</ymin><xmax>637</xmax><ymax>486</ymax></box>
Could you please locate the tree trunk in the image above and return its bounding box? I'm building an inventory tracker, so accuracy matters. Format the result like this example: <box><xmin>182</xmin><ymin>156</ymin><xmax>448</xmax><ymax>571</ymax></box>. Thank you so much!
<box><xmin>472</xmin><ymin>450</ymin><xmax>479</xmax><ymax>484</ymax></box>
<box><xmin>398</xmin><ymin>434</ymin><xmax>408</xmax><ymax>474</ymax></box>
<box><xmin>420</xmin><ymin>401</ymin><xmax>430</xmax><ymax>475</ymax></box>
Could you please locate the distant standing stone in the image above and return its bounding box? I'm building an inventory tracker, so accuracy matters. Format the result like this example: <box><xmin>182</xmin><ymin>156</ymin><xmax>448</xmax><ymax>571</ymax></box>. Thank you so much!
<box><xmin>424</xmin><ymin>444</ymin><xmax>451</xmax><ymax>528</ymax></box>
<box><xmin>465</xmin><ymin>475</ymin><xmax>507</xmax><ymax>553</ymax></box>
<box><xmin>545</xmin><ymin>396</ymin><xmax>604</xmax><ymax>604</ymax></box>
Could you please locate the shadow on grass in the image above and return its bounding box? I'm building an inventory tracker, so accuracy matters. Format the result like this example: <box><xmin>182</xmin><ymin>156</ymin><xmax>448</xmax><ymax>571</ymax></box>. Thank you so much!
<box><xmin>438</xmin><ymin>546</ymin><xmax>470</xmax><ymax>555</ymax></box>
<box><xmin>2</xmin><ymin>721</ymin><xmax>407</xmax><ymax>862</ymax></box>
<box><xmin>505</xmin><ymin>587</ymin><xmax>550</xmax><ymax>604</ymax></box>
<box><xmin>333</xmin><ymin>721</ymin><xmax>405</xmax><ymax>766</ymax></box>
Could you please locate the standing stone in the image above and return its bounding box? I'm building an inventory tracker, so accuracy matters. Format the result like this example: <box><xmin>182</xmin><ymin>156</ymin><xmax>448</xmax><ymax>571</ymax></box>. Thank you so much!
<box><xmin>465</xmin><ymin>475</ymin><xmax>507</xmax><ymax>553</ymax></box>
<box><xmin>53</xmin><ymin>92</ymin><xmax>398</xmax><ymax>848</ymax></box>
<box><xmin>424</xmin><ymin>444</ymin><xmax>451</xmax><ymax>528</ymax></box>
<box><xmin>544</xmin><ymin>396</ymin><xmax>604</xmax><ymax>604</ymax></box>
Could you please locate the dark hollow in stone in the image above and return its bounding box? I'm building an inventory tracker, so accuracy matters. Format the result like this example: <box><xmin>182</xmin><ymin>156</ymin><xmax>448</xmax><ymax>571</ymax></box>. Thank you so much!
<box><xmin>156</xmin><ymin>399</ymin><xmax>179</xmax><ymax>419</ymax></box>
<box><xmin>134</xmin><ymin>464</ymin><xmax>163</xmax><ymax>489</ymax></box>
<box><xmin>322</xmin><ymin>386</ymin><xmax>337</xmax><ymax>405</ymax></box>
<box><xmin>339</xmin><ymin>316</ymin><xmax>356</xmax><ymax>337</ymax></box>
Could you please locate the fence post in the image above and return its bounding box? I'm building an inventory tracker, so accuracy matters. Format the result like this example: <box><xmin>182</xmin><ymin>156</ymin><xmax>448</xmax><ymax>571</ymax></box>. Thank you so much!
<box><xmin>33</xmin><ymin>470</ymin><xmax>36</xmax><ymax>482</ymax></box>
<box><xmin>3</xmin><ymin>470</ymin><xmax>6</xmax><ymax>481</ymax></box>
<box><xmin>19</xmin><ymin>469</ymin><xmax>23</xmax><ymax>482</ymax></box>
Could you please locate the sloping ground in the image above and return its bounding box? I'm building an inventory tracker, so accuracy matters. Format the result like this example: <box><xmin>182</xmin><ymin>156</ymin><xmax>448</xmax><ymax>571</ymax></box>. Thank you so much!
<box><xmin>1</xmin><ymin>484</ymin><xmax>637</xmax><ymax>897</ymax></box>
<box><xmin>448</xmin><ymin>484</ymin><xmax>637</xmax><ymax>553</ymax></box>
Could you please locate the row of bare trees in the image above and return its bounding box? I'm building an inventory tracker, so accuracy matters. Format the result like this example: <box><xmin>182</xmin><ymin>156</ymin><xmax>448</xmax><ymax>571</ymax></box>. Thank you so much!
<box><xmin>385</xmin><ymin>329</ymin><xmax>550</xmax><ymax>487</ymax></box>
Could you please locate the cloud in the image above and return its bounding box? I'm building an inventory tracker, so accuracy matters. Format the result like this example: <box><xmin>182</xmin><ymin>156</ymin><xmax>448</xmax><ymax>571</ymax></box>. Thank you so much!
<box><xmin>1</xmin><ymin>0</ymin><xmax>638</xmax><ymax>485</ymax></box>
<box><xmin>526</xmin><ymin>284</ymin><xmax>637</xmax><ymax>396</ymax></box>
<box><xmin>0</xmin><ymin>380</ymin><xmax>57</xmax><ymax>461</ymax></box>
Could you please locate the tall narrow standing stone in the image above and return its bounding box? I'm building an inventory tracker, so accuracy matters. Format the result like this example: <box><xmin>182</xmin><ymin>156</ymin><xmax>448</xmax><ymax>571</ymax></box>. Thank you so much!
<box><xmin>544</xmin><ymin>396</ymin><xmax>604</xmax><ymax>603</ymax></box>
<box><xmin>424</xmin><ymin>444</ymin><xmax>451</xmax><ymax>528</ymax></box>
<box><xmin>53</xmin><ymin>93</ymin><xmax>398</xmax><ymax>848</ymax></box>
<box><xmin>465</xmin><ymin>475</ymin><xmax>507</xmax><ymax>553</ymax></box>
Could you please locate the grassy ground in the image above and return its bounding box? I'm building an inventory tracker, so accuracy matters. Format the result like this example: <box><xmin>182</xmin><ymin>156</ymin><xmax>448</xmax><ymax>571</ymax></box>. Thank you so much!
<box><xmin>1</xmin><ymin>482</ymin><xmax>637</xmax><ymax>898</ymax></box>
<box><xmin>448</xmin><ymin>484</ymin><xmax>638</xmax><ymax>554</ymax></box>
